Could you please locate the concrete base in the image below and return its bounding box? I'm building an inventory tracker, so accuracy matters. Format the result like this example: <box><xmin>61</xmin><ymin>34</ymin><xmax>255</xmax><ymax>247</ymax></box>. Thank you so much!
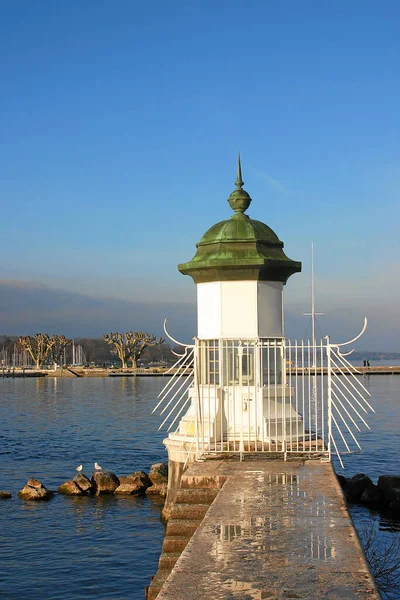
<box><xmin>153</xmin><ymin>459</ymin><xmax>381</xmax><ymax>600</ymax></box>
<box><xmin>162</xmin><ymin>459</ymin><xmax>187</xmax><ymax>521</ymax></box>
<box><xmin>162</xmin><ymin>436</ymin><xmax>200</xmax><ymax>521</ymax></box>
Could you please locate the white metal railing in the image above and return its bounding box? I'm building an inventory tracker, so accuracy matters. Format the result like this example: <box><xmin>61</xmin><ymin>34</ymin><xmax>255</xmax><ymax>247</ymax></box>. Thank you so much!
<box><xmin>154</xmin><ymin>327</ymin><xmax>374</xmax><ymax>467</ymax></box>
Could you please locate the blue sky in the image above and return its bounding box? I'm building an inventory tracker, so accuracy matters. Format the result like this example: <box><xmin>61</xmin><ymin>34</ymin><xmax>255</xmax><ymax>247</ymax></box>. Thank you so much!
<box><xmin>1</xmin><ymin>1</ymin><xmax>399</xmax><ymax>348</ymax></box>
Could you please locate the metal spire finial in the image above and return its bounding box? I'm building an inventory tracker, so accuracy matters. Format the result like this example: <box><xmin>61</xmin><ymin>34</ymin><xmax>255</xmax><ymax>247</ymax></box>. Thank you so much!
<box><xmin>235</xmin><ymin>152</ymin><xmax>244</xmax><ymax>189</ymax></box>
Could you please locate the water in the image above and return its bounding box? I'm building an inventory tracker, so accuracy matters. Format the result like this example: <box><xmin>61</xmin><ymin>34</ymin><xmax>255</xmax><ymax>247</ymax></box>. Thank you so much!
<box><xmin>0</xmin><ymin>377</ymin><xmax>168</xmax><ymax>600</ymax></box>
<box><xmin>332</xmin><ymin>374</ymin><xmax>400</xmax><ymax>599</ymax></box>
<box><xmin>1</xmin><ymin>374</ymin><xmax>400</xmax><ymax>599</ymax></box>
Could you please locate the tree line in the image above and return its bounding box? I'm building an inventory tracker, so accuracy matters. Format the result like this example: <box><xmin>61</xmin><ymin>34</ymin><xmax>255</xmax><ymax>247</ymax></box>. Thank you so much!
<box><xmin>0</xmin><ymin>332</ymin><xmax>169</xmax><ymax>369</ymax></box>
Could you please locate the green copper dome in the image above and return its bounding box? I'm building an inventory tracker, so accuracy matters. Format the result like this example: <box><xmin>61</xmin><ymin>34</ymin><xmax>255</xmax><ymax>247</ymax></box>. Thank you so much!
<box><xmin>199</xmin><ymin>214</ymin><xmax>280</xmax><ymax>246</ymax></box>
<box><xmin>178</xmin><ymin>156</ymin><xmax>301</xmax><ymax>284</ymax></box>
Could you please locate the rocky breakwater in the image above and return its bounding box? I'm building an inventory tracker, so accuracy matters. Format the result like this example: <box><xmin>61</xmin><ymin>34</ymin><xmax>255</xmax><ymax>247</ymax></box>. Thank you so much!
<box><xmin>338</xmin><ymin>472</ymin><xmax>400</xmax><ymax>511</ymax></box>
<box><xmin>58</xmin><ymin>463</ymin><xmax>168</xmax><ymax>498</ymax></box>
<box><xmin>15</xmin><ymin>463</ymin><xmax>168</xmax><ymax>501</ymax></box>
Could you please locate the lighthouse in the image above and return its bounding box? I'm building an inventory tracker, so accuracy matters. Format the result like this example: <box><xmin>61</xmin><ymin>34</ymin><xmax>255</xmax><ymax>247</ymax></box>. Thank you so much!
<box><xmin>161</xmin><ymin>156</ymin><xmax>302</xmax><ymax>499</ymax></box>
<box><xmin>154</xmin><ymin>157</ymin><xmax>375</xmax><ymax>517</ymax></box>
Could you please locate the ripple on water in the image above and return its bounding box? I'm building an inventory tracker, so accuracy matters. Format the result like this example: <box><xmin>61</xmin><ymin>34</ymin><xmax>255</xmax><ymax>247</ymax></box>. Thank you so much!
<box><xmin>0</xmin><ymin>377</ymin><xmax>168</xmax><ymax>599</ymax></box>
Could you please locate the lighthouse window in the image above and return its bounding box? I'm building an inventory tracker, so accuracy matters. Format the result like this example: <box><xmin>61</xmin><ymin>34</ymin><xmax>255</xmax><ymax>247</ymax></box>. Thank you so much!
<box><xmin>199</xmin><ymin>340</ymin><xmax>220</xmax><ymax>385</ymax></box>
<box><xmin>223</xmin><ymin>341</ymin><xmax>255</xmax><ymax>385</ymax></box>
<box><xmin>262</xmin><ymin>340</ymin><xmax>283</xmax><ymax>386</ymax></box>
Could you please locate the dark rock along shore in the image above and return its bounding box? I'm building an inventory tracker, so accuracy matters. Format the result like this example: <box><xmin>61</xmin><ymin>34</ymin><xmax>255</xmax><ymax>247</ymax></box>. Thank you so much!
<box><xmin>338</xmin><ymin>472</ymin><xmax>400</xmax><ymax>511</ymax></box>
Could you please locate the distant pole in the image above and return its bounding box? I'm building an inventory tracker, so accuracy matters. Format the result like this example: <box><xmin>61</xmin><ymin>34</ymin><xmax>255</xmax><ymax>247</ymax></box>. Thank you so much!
<box><xmin>303</xmin><ymin>241</ymin><xmax>323</xmax><ymax>366</ymax></box>
<box><xmin>311</xmin><ymin>241</ymin><xmax>315</xmax><ymax>351</ymax></box>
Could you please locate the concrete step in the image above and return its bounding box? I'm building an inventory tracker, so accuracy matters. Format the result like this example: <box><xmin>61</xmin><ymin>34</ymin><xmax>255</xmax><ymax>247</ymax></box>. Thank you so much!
<box><xmin>146</xmin><ymin>569</ymin><xmax>171</xmax><ymax>600</ymax></box>
<box><xmin>158</xmin><ymin>551</ymin><xmax>182</xmax><ymax>570</ymax></box>
<box><xmin>175</xmin><ymin>487</ymin><xmax>219</xmax><ymax>504</ymax></box>
<box><xmin>162</xmin><ymin>535</ymin><xmax>189</xmax><ymax>553</ymax></box>
<box><xmin>166</xmin><ymin>518</ymin><xmax>202</xmax><ymax>537</ymax></box>
<box><xmin>171</xmin><ymin>503</ymin><xmax>210</xmax><ymax>520</ymax></box>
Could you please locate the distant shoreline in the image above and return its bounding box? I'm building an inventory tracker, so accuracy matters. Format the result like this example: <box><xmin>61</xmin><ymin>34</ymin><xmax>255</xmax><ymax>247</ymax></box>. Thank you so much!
<box><xmin>2</xmin><ymin>365</ymin><xmax>400</xmax><ymax>378</ymax></box>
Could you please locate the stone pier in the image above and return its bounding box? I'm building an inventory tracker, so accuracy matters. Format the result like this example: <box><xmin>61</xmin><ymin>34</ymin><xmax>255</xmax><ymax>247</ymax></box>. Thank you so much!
<box><xmin>147</xmin><ymin>458</ymin><xmax>380</xmax><ymax>600</ymax></box>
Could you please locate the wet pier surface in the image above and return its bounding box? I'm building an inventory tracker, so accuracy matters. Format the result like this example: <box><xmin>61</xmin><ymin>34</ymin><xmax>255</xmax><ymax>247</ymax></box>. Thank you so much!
<box><xmin>156</xmin><ymin>459</ymin><xmax>380</xmax><ymax>599</ymax></box>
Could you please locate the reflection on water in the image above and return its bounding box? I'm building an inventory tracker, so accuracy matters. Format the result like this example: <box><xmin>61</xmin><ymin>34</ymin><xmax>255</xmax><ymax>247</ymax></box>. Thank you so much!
<box><xmin>332</xmin><ymin>376</ymin><xmax>400</xmax><ymax>599</ymax></box>
<box><xmin>0</xmin><ymin>377</ymin><xmax>168</xmax><ymax>600</ymax></box>
<box><xmin>1</xmin><ymin>375</ymin><xmax>400</xmax><ymax>598</ymax></box>
<box><xmin>309</xmin><ymin>531</ymin><xmax>334</xmax><ymax>559</ymax></box>
<box><xmin>212</xmin><ymin>517</ymin><xmax>335</xmax><ymax>562</ymax></box>
<box><xmin>211</xmin><ymin>470</ymin><xmax>336</xmax><ymax>564</ymax></box>
<box><xmin>222</xmin><ymin>579</ymin><xmax>277</xmax><ymax>599</ymax></box>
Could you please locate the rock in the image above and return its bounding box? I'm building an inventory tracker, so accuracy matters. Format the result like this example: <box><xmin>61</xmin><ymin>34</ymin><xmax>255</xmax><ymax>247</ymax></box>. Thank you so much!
<box><xmin>27</xmin><ymin>478</ymin><xmax>43</xmax><ymax>488</ymax></box>
<box><xmin>377</xmin><ymin>476</ymin><xmax>400</xmax><ymax>505</ymax></box>
<box><xmin>346</xmin><ymin>473</ymin><xmax>373</xmax><ymax>501</ymax></box>
<box><xmin>336</xmin><ymin>474</ymin><xmax>349</xmax><ymax>490</ymax></box>
<box><xmin>360</xmin><ymin>483</ymin><xmax>381</xmax><ymax>505</ymax></box>
<box><xmin>91</xmin><ymin>470</ymin><xmax>120</xmax><ymax>495</ymax></box>
<box><xmin>73</xmin><ymin>473</ymin><xmax>92</xmax><ymax>493</ymax></box>
<box><xmin>149</xmin><ymin>463</ymin><xmax>168</xmax><ymax>485</ymax></box>
<box><xmin>145</xmin><ymin>483</ymin><xmax>167</xmax><ymax>498</ymax></box>
<box><xmin>59</xmin><ymin>480</ymin><xmax>86</xmax><ymax>496</ymax></box>
<box><xmin>124</xmin><ymin>470</ymin><xmax>152</xmax><ymax>489</ymax></box>
<box><xmin>118</xmin><ymin>471</ymin><xmax>151</xmax><ymax>495</ymax></box>
<box><xmin>114</xmin><ymin>483</ymin><xmax>145</xmax><ymax>496</ymax></box>
<box><xmin>389</xmin><ymin>496</ymin><xmax>400</xmax><ymax>511</ymax></box>
<box><xmin>0</xmin><ymin>491</ymin><xmax>11</xmax><ymax>499</ymax></box>
<box><xmin>18</xmin><ymin>479</ymin><xmax>54</xmax><ymax>501</ymax></box>
<box><xmin>59</xmin><ymin>473</ymin><xmax>93</xmax><ymax>496</ymax></box>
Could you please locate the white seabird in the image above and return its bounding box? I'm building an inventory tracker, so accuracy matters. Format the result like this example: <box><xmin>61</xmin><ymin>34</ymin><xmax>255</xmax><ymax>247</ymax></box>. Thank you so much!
<box><xmin>76</xmin><ymin>464</ymin><xmax>83</xmax><ymax>472</ymax></box>
<box><xmin>94</xmin><ymin>462</ymin><xmax>102</xmax><ymax>471</ymax></box>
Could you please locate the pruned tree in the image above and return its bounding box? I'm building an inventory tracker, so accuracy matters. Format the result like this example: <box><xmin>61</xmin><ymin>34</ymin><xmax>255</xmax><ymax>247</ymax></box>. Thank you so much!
<box><xmin>49</xmin><ymin>335</ymin><xmax>72</xmax><ymax>366</ymax></box>
<box><xmin>17</xmin><ymin>334</ymin><xmax>55</xmax><ymax>369</ymax></box>
<box><xmin>103</xmin><ymin>331</ymin><xmax>164</xmax><ymax>369</ymax></box>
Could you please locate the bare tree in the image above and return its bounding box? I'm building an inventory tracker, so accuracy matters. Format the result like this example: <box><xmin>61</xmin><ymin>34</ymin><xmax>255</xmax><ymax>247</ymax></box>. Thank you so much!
<box><xmin>103</xmin><ymin>332</ymin><xmax>164</xmax><ymax>369</ymax></box>
<box><xmin>49</xmin><ymin>335</ymin><xmax>72</xmax><ymax>366</ymax></box>
<box><xmin>18</xmin><ymin>334</ymin><xmax>55</xmax><ymax>369</ymax></box>
<box><xmin>360</xmin><ymin>524</ymin><xmax>400</xmax><ymax>599</ymax></box>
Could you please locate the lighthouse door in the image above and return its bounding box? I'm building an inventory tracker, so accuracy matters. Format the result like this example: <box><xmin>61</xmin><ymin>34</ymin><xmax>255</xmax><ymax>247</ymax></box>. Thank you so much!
<box><xmin>223</xmin><ymin>341</ymin><xmax>256</xmax><ymax>443</ymax></box>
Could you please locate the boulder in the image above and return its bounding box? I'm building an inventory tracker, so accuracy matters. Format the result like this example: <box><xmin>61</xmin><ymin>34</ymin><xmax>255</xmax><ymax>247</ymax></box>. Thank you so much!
<box><xmin>377</xmin><ymin>476</ymin><xmax>400</xmax><ymax>505</ymax></box>
<box><xmin>149</xmin><ymin>463</ymin><xmax>168</xmax><ymax>485</ymax></box>
<box><xmin>114</xmin><ymin>483</ymin><xmax>145</xmax><ymax>496</ymax></box>
<box><xmin>0</xmin><ymin>491</ymin><xmax>11</xmax><ymax>499</ymax></box>
<box><xmin>124</xmin><ymin>470</ymin><xmax>152</xmax><ymax>488</ymax></box>
<box><xmin>360</xmin><ymin>483</ymin><xmax>381</xmax><ymax>505</ymax></box>
<box><xmin>18</xmin><ymin>479</ymin><xmax>54</xmax><ymax>501</ymax></box>
<box><xmin>59</xmin><ymin>480</ymin><xmax>86</xmax><ymax>496</ymax></box>
<box><xmin>73</xmin><ymin>473</ymin><xmax>92</xmax><ymax>493</ymax></box>
<box><xmin>119</xmin><ymin>471</ymin><xmax>153</xmax><ymax>490</ymax></box>
<box><xmin>91</xmin><ymin>470</ymin><xmax>120</xmax><ymax>495</ymax></box>
<box><xmin>336</xmin><ymin>474</ymin><xmax>349</xmax><ymax>490</ymax></box>
<box><xmin>59</xmin><ymin>480</ymin><xmax>83</xmax><ymax>495</ymax></box>
<box><xmin>389</xmin><ymin>496</ymin><xmax>400</xmax><ymax>511</ymax></box>
<box><xmin>345</xmin><ymin>473</ymin><xmax>373</xmax><ymax>501</ymax></box>
<box><xmin>59</xmin><ymin>473</ymin><xmax>93</xmax><ymax>496</ymax></box>
<box><xmin>145</xmin><ymin>483</ymin><xmax>167</xmax><ymax>498</ymax></box>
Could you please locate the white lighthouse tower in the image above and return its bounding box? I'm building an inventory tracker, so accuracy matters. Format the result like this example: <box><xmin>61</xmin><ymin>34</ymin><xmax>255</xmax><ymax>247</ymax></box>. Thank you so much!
<box><xmin>160</xmin><ymin>156</ymin><xmax>302</xmax><ymax>497</ymax></box>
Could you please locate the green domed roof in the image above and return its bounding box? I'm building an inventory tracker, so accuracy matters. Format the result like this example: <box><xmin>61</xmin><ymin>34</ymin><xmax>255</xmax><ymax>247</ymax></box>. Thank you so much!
<box><xmin>199</xmin><ymin>214</ymin><xmax>280</xmax><ymax>246</ymax></box>
<box><xmin>178</xmin><ymin>156</ymin><xmax>301</xmax><ymax>284</ymax></box>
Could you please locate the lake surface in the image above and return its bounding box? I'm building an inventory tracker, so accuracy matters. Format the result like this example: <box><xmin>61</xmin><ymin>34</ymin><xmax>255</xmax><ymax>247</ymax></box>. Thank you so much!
<box><xmin>1</xmin><ymin>374</ymin><xmax>399</xmax><ymax>599</ymax></box>
<box><xmin>0</xmin><ymin>377</ymin><xmax>168</xmax><ymax>600</ymax></box>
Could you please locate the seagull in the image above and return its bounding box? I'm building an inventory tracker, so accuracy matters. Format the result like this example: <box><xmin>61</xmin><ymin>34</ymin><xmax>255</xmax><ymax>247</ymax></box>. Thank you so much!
<box><xmin>76</xmin><ymin>465</ymin><xmax>83</xmax><ymax>472</ymax></box>
<box><xmin>94</xmin><ymin>462</ymin><xmax>102</xmax><ymax>471</ymax></box>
